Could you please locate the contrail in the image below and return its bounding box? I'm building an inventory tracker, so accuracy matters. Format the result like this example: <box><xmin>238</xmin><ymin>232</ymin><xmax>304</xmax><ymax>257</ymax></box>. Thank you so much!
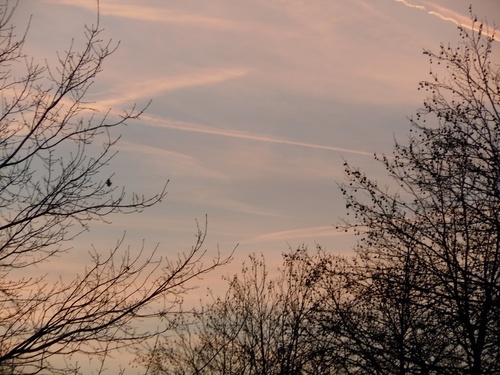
<box><xmin>428</xmin><ymin>10</ymin><xmax>500</xmax><ymax>41</ymax></box>
<box><xmin>394</xmin><ymin>0</ymin><xmax>499</xmax><ymax>41</ymax></box>
<box><xmin>428</xmin><ymin>11</ymin><xmax>462</xmax><ymax>25</ymax></box>
<box><xmin>394</xmin><ymin>0</ymin><xmax>425</xmax><ymax>11</ymax></box>
<box><xmin>142</xmin><ymin>114</ymin><xmax>374</xmax><ymax>157</ymax></box>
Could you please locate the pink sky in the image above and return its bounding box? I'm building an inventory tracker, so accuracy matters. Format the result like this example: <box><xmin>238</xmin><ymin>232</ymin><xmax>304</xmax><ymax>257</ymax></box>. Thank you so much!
<box><xmin>16</xmin><ymin>0</ymin><xmax>500</xmax><ymax>297</ymax></box>
<box><xmin>12</xmin><ymin>0</ymin><xmax>500</xmax><ymax>371</ymax></box>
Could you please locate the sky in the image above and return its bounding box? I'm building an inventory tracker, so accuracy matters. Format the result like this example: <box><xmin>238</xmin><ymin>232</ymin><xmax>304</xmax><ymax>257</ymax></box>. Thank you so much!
<box><xmin>9</xmin><ymin>0</ymin><xmax>500</xmax><ymax>371</ymax></box>
<box><xmin>13</xmin><ymin>0</ymin><xmax>500</xmax><ymax>279</ymax></box>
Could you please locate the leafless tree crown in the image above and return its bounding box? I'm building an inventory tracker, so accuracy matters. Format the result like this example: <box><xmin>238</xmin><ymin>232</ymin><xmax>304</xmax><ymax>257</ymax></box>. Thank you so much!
<box><xmin>0</xmin><ymin>3</ymin><xmax>231</xmax><ymax>373</ymax></box>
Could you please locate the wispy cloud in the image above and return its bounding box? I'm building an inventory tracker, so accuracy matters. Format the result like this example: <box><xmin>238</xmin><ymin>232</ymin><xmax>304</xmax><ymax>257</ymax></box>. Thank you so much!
<box><xmin>97</xmin><ymin>68</ymin><xmax>251</xmax><ymax>108</ymax></box>
<box><xmin>141</xmin><ymin>114</ymin><xmax>374</xmax><ymax>157</ymax></box>
<box><xmin>195</xmin><ymin>195</ymin><xmax>281</xmax><ymax>217</ymax></box>
<box><xmin>241</xmin><ymin>225</ymin><xmax>351</xmax><ymax>244</ymax></box>
<box><xmin>44</xmin><ymin>0</ymin><xmax>246</xmax><ymax>30</ymax></box>
<box><xmin>116</xmin><ymin>140</ymin><xmax>226</xmax><ymax>180</ymax></box>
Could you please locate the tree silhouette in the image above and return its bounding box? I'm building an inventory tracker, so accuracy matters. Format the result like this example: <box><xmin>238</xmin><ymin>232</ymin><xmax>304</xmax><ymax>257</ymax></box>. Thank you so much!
<box><xmin>142</xmin><ymin>248</ymin><xmax>333</xmax><ymax>375</ymax></box>
<box><xmin>0</xmin><ymin>3</ymin><xmax>230</xmax><ymax>373</ymax></box>
<box><xmin>335</xmin><ymin>13</ymin><xmax>500</xmax><ymax>374</ymax></box>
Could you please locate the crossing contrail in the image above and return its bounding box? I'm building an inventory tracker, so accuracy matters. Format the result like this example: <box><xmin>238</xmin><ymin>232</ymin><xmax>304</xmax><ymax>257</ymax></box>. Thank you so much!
<box><xmin>142</xmin><ymin>114</ymin><xmax>374</xmax><ymax>157</ymax></box>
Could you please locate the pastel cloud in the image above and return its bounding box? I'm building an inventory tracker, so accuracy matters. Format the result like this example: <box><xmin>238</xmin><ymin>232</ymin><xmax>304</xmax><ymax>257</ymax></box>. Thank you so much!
<box><xmin>190</xmin><ymin>195</ymin><xmax>281</xmax><ymax>217</ymax></box>
<box><xmin>241</xmin><ymin>225</ymin><xmax>353</xmax><ymax>244</ymax></box>
<box><xmin>116</xmin><ymin>140</ymin><xmax>226</xmax><ymax>180</ymax></box>
<box><xmin>43</xmin><ymin>0</ymin><xmax>244</xmax><ymax>30</ymax></box>
<box><xmin>96</xmin><ymin>67</ymin><xmax>251</xmax><ymax>108</ymax></box>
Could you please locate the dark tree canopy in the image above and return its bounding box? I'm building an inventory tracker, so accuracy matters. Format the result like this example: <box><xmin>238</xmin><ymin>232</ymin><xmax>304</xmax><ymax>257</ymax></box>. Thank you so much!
<box><xmin>0</xmin><ymin>3</ymin><xmax>230</xmax><ymax>373</ymax></box>
<box><xmin>336</xmin><ymin>15</ymin><xmax>500</xmax><ymax>374</ymax></box>
<box><xmin>141</xmin><ymin>249</ymin><xmax>332</xmax><ymax>375</ymax></box>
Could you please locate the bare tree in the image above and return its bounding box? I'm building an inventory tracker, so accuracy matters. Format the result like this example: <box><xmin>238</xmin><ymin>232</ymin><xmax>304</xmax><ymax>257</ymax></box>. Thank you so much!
<box><xmin>142</xmin><ymin>247</ymin><xmax>333</xmax><ymax>375</ymax></box>
<box><xmin>334</xmin><ymin>12</ymin><xmax>500</xmax><ymax>374</ymax></box>
<box><xmin>0</xmin><ymin>2</ymin><xmax>230</xmax><ymax>373</ymax></box>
